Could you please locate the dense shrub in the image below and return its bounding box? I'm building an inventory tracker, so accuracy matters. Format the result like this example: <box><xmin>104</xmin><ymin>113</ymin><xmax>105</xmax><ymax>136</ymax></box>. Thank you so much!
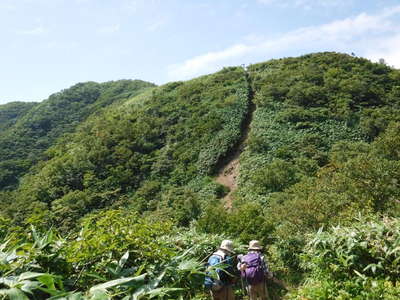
<box><xmin>289</xmin><ymin>217</ymin><xmax>400</xmax><ymax>299</ymax></box>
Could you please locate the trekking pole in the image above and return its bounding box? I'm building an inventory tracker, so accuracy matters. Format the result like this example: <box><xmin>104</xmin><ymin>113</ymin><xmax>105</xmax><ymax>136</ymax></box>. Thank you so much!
<box><xmin>264</xmin><ymin>279</ymin><xmax>271</xmax><ymax>300</ymax></box>
<box><xmin>240</xmin><ymin>277</ymin><xmax>247</xmax><ymax>299</ymax></box>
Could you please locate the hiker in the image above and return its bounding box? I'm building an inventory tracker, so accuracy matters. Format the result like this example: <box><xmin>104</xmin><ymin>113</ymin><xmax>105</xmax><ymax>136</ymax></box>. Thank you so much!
<box><xmin>237</xmin><ymin>240</ymin><xmax>272</xmax><ymax>300</ymax></box>
<box><xmin>205</xmin><ymin>240</ymin><xmax>236</xmax><ymax>300</ymax></box>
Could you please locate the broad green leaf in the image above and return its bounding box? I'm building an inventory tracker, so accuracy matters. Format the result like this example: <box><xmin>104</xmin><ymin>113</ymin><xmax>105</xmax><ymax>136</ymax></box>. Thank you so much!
<box><xmin>131</xmin><ymin>271</ymin><xmax>165</xmax><ymax>300</ymax></box>
<box><xmin>38</xmin><ymin>274</ymin><xmax>57</xmax><ymax>290</ymax></box>
<box><xmin>88</xmin><ymin>290</ymin><xmax>110</xmax><ymax>300</ymax></box>
<box><xmin>1</xmin><ymin>276</ymin><xmax>18</xmax><ymax>288</ymax></box>
<box><xmin>89</xmin><ymin>274</ymin><xmax>146</xmax><ymax>293</ymax></box>
<box><xmin>146</xmin><ymin>287</ymin><xmax>184</xmax><ymax>298</ymax></box>
<box><xmin>18</xmin><ymin>272</ymin><xmax>46</xmax><ymax>281</ymax></box>
<box><xmin>20</xmin><ymin>280</ymin><xmax>40</xmax><ymax>294</ymax></box>
<box><xmin>177</xmin><ymin>259</ymin><xmax>201</xmax><ymax>271</ymax></box>
<box><xmin>0</xmin><ymin>240</ymin><xmax>10</xmax><ymax>252</ymax></box>
<box><xmin>85</xmin><ymin>273</ymin><xmax>107</xmax><ymax>281</ymax></box>
<box><xmin>3</xmin><ymin>288</ymin><xmax>29</xmax><ymax>300</ymax></box>
<box><xmin>48</xmin><ymin>291</ymin><xmax>84</xmax><ymax>300</ymax></box>
<box><xmin>118</xmin><ymin>251</ymin><xmax>129</xmax><ymax>269</ymax></box>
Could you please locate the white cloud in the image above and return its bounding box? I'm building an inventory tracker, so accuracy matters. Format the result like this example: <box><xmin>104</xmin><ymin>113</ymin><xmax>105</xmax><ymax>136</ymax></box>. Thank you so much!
<box><xmin>44</xmin><ymin>40</ymin><xmax>78</xmax><ymax>50</ymax></box>
<box><xmin>147</xmin><ymin>19</ymin><xmax>166</xmax><ymax>32</ymax></box>
<box><xmin>17</xmin><ymin>26</ymin><xmax>47</xmax><ymax>35</ymax></box>
<box><xmin>257</xmin><ymin>0</ymin><xmax>353</xmax><ymax>9</ymax></box>
<box><xmin>168</xmin><ymin>44</ymin><xmax>253</xmax><ymax>80</ymax></box>
<box><xmin>168</xmin><ymin>5</ymin><xmax>400</xmax><ymax>81</ymax></box>
<box><xmin>0</xmin><ymin>2</ymin><xmax>17</xmax><ymax>11</ymax></box>
<box><xmin>257</xmin><ymin>0</ymin><xmax>275</xmax><ymax>5</ymax></box>
<box><xmin>98</xmin><ymin>24</ymin><xmax>120</xmax><ymax>34</ymax></box>
<box><xmin>124</xmin><ymin>0</ymin><xmax>161</xmax><ymax>14</ymax></box>
<box><xmin>365</xmin><ymin>34</ymin><xmax>400</xmax><ymax>67</ymax></box>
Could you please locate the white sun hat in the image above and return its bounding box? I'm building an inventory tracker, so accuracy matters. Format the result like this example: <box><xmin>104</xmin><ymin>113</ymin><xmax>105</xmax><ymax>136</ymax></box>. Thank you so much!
<box><xmin>219</xmin><ymin>240</ymin><xmax>234</xmax><ymax>253</ymax></box>
<box><xmin>248</xmin><ymin>240</ymin><xmax>263</xmax><ymax>251</ymax></box>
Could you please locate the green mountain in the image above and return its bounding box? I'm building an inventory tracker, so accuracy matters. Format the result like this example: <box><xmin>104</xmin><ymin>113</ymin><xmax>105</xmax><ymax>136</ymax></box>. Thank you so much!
<box><xmin>9</xmin><ymin>67</ymin><xmax>249</xmax><ymax>230</ymax></box>
<box><xmin>0</xmin><ymin>52</ymin><xmax>399</xmax><ymax>299</ymax></box>
<box><xmin>0</xmin><ymin>101</ymin><xmax>38</xmax><ymax>134</ymax></box>
<box><xmin>0</xmin><ymin>80</ymin><xmax>155</xmax><ymax>190</ymax></box>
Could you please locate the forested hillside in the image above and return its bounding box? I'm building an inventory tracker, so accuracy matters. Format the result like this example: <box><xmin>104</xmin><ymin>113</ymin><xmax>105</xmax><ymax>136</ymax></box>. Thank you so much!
<box><xmin>0</xmin><ymin>52</ymin><xmax>399</xmax><ymax>299</ymax></box>
<box><xmin>0</xmin><ymin>101</ymin><xmax>38</xmax><ymax>134</ymax></box>
<box><xmin>0</xmin><ymin>80</ymin><xmax>155</xmax><ymax>190</ymax></box>
<box><xmin>3</xmin><ymin>67</ymin><xmax>249</xmax><ymax>231</ymax></box>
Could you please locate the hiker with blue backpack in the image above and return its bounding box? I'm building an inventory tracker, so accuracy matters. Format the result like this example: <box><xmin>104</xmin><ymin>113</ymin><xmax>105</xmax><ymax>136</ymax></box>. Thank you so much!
<box><xmin>205</xmin><ymin>240</ymin><xmax>236</xmax><ymax>300</ymax></box>
<box><xmin>237</xmin><ymin>240</ymin><xmax>272</xmax><ymax>300</ymax></box>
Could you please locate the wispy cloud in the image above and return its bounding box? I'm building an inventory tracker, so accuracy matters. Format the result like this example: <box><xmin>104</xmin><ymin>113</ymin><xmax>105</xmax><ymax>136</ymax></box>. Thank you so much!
<box><xmin>168</xmin><ymin>5</ymin><xmax>400</xmax><ymax>81</ymax></box>
<box><xmin>44</xmin><ymin>40</ymin><xmax>79</xmax><ymax>50</ymax></box>
<box><xmin>147</xmin><ymin>19</ymin><xmax>166</xmax><ymax>32</ymax></box>
<box><xmin>0</xmin><ymin>2</ymin><xmax>17</xmax><ymax>12</ymax></box>
<box><xmin>124</xmin><ymin>0</ymin><xmax>161</xmax><ymax>14</ymax></box>
<box><xmin>365</xmin><ymin>33</ymin><xmax>400</xmax><ymax>68</ymax></box>
<box><xmin>98</xmin><ymin>24</ymin><xmax>120</xmax><ymax>34</ymax></box>
<box><xmin>168</xmin><ymin>44</ymin><xmax>252</xmax><ymax>80</ymax></box>
<box><xmin>257</xmin><ymin>0</ymin><xmax>353</xmax><ymax>9</ymax></box>
<box><xmin>17</xmin><ymin>26</ymin><xmax>47</xmax><ymax>35</ymax></box>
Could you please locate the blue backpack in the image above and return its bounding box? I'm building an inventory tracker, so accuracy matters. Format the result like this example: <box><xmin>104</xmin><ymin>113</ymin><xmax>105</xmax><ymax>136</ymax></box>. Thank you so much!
<box><xmin>204</xmin><ymin>254</ymin><xmax>225</xmax><ymax>291</ymax></box>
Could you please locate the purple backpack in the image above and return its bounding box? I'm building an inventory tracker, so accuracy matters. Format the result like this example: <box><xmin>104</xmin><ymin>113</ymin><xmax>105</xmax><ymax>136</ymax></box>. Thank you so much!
<box><xmin>240</xmin><ymin>252</ymin><xmax>264</xmax><ymax>284</ymax></box>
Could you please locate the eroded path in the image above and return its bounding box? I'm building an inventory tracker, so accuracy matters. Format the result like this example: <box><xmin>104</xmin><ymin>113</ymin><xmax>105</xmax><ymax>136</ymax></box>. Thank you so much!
<box><xmin>215</xmin><ymin>72</ymin><xmax>255</xmax><ymax>209</ymax></box>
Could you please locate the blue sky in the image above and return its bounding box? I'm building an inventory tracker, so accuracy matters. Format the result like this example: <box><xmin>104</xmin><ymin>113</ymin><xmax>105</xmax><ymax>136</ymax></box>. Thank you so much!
<box><xmin>1</xmin><ymin>0</ymin><xmax>400</xmax><ymax>104</ymax></box>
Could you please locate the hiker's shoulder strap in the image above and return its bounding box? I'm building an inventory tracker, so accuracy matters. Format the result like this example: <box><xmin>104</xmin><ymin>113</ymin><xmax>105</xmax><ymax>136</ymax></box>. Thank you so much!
<box><xmin>260</xmin><ymin>254</ymin><xmax>269</xmax><ymax>272</ymax></box>
<box><xmin>213</xmin><ymin>251</ymin><xmax>226</xmax><ymax>260</ymax></box>
<box><xmin>208</xmin><ymin>253</ymin><xmax>224</xmax><ymax>265</ymax></box>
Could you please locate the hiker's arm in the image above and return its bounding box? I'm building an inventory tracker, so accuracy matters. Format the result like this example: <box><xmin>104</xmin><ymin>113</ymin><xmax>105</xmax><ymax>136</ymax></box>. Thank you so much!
<box><xmin>236</xmin><ymin>254</ymin><xmax>245</xmax><ymax>271</ymax></box>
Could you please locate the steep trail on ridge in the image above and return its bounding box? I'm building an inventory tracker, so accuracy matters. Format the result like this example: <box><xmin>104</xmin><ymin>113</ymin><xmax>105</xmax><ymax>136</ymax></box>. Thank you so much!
<box><xmin>215</xmin><ymin>71</ymin><xmax>255</xmax><ymax>209</ymax></box>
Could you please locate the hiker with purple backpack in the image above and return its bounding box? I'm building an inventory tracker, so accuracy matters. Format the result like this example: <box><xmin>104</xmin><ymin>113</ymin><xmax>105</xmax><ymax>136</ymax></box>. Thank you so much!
<box><xmin>237</xmin><ymin>240</ymin><xmax>272</xmax><ymax>300</ymax></box>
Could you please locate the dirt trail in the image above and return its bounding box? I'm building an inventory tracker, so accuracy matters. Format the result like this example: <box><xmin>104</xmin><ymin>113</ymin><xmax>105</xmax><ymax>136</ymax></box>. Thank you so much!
<box><xmin>215</xmin><ymin>72</ymin><xmax>255</xmax><ymax>209</ymax></box>
<box><xmin>215</xmin><ymin>154</ymin><xmax>239</xmax><ymax>210</ymax></box>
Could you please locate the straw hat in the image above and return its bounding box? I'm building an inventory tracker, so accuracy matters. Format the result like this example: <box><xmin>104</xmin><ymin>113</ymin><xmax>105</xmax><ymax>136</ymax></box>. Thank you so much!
<box><xmin>248</xmin><ymin>240</ymin><xmax>263</xmax><ymax>251</ymax></box>
<box><xmin>219</xmin><ymin>240</ymin><xmax>234</xmax><ymax>253</ymax></box>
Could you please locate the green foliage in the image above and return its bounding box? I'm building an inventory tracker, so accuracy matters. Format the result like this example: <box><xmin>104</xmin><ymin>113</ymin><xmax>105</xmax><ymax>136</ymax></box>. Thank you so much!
<box><xmin>196</xmin><ymin>202</ymin><xmax>272</xmax><ymax>246</ymax></box>
<box><xmin>197</xmin><ymin>87</ymin><xmax>249</xmax><ymax>175</ymax></box>
<box><xmin>1</xmin><ymin>52</ymin><xmax>400</xmax><ymax>297</ymax></box>
<box><xmin>265</xmin><ymin>122</ymin><xmax>400</xmax><ymax>239</ymax></box>
<box><xmin>226</xmin><ymin>53</ymin><xmax>400</xmax><ymax>285</ymax></box>
<box><xmin>0</xmin><ymin>80</ymin><xmax>154</xmax><ymax>191</ymax></box>
<box><xmin>288</xmin><ymin>217</ymin><xmax>400</xmax><ymax>299</ymax></box>
<box><xmin>64</xmin><ymin>209</ymin><xmax>174</xmax><ymax>288</ymax></box>
<box><xmin>238</xmin><ymin>101</ymin><xmax>364</xmax><ymax>202</ymax></box>
<box><xmin>240</xmin><ymin>52</ymin><xmax>400</xmax><ymax>204</ymax></box>
<box><xmin>0</xmin><ymin>216</ymin><xmax>242</xmax><ymax>299</ymax></box>
<box><xmin>0</xmin><ymin>101</ymin><xmax>38</xmax><ymax>134</ymax></box>
<box><xmin>6</xmin><ymin>67</ymin><xmax>248</xmax><ymax>230</ymax></box>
